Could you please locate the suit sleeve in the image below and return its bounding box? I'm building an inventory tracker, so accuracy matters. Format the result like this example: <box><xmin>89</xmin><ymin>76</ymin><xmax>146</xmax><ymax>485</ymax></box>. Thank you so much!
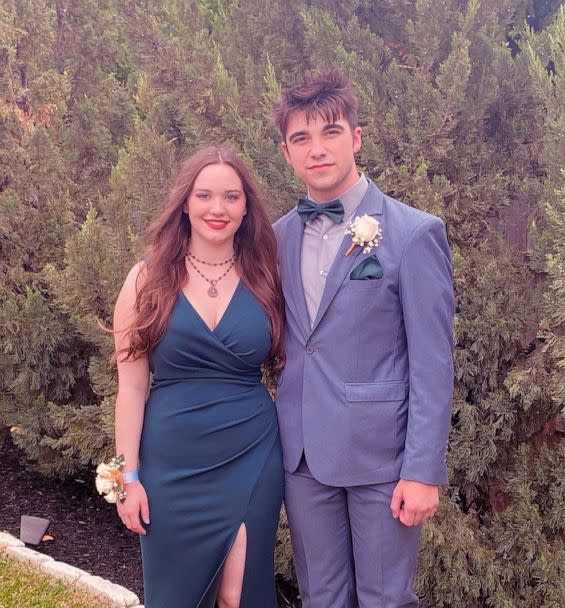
<box><xmin>272</xmin><ymin>217</ymin><xmax>283</xmax><ymax>246</ymax></box>
<box><xmin>398</xmin><ymin>217</ymin><xmax>454</xmax><ymax>485</ymax></box>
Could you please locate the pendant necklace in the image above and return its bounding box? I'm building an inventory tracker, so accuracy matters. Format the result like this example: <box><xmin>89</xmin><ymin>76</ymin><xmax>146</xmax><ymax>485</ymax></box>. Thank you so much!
<box><xmin>186</xmin><ymin>252</ymin><xmax>236</xmax><ymax>298</ymax></box>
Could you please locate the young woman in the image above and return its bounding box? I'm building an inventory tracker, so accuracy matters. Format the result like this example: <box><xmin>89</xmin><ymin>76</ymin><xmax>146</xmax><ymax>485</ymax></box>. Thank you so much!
<box><xmin>112</xmin><ymin>146</ymin><xmax>285</xmax><ymax>608</ymax></box>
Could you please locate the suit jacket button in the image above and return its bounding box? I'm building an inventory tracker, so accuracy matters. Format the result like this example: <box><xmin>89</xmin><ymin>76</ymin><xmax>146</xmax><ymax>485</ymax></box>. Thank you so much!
<box><xmin>306</xmin><ymin>345</ymin><xmax>315</xmax><ymax>354</ymax></box>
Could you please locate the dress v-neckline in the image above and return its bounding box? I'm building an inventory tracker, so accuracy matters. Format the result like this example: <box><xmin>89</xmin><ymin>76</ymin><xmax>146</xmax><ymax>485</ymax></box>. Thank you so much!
<box><xmin>180</xmin><ymin>280</ymin><xmax>242</xmax><ymax>335</ymax></box>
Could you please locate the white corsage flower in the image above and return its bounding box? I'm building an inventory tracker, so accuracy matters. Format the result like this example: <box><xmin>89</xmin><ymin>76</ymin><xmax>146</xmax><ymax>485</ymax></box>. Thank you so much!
<box><xmin>345</xmin><ymin>214</ymin><xmax>383</xmax><ymax>256</ymax></box>
<box><xmin>95</xmin><ymin>463</ymin><xmax>116</xmax><ymax>494</ymax></box>
<box><xmin>95</xmin><ymin>454</ymin><xmax>127</xmax><ymax>504</ymax></box>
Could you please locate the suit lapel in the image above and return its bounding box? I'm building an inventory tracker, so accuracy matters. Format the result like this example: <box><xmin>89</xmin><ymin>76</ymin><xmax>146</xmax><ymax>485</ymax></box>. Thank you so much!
<box><xmin>282</xmin><ymin>211</ymin><xmax>311</xmax><ymax>338</ymax></box>
<box><xmin>311</xmin><ymin>182</ymin><xmax>384</xmax><ymax>333</ymax></box>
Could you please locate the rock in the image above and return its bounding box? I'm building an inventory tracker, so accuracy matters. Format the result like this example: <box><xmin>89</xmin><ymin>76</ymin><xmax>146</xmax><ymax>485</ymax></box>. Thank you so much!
<box><xmin>77</xmin><ymin>574</ymin><xmax>140</xmax><ymax>606</ymax></box>
<box><xmin>5</xmin><ymin>545</ymin><xmax>54</xmax><ymax>564</ymax></box>
<box><xmin>0</xmin><ymin>531</ymin><xmax>24</xmax><ymax>547</ymax></box>
<box><xmin>42</xmin><ymin>560</ymin><xmax>87</xmax><ymax>583</ymax></box>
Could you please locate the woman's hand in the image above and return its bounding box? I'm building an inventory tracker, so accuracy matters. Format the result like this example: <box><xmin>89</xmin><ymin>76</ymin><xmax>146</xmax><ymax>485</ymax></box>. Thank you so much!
<box><xmin>117</xmin><ymin>481</ymin><xmax>150</xmax><ymax>535</ymax></box>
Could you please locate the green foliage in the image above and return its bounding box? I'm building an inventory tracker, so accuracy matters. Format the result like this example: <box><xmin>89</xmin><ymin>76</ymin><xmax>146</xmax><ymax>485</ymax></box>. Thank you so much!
<box><xmin>0</xmin><ymin>1</ymin><xmax>563</xmax><ymax>604</ymax></box>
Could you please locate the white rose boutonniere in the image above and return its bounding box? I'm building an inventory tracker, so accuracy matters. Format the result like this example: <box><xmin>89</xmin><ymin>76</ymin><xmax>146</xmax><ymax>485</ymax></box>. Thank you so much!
<box><xmin>95</xmin><ymin>454</ymin><xmax>127</xmax><ymax>503</ymax></box>
<box><xmin>345</xmin><ymin>214</ymin><xmax>383</xmax><ymax>256</ymax></box>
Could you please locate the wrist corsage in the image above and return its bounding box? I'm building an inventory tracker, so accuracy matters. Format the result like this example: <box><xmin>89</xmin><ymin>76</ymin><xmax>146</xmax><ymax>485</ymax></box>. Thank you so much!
<box><xmin>345</xmin><ymin>214</ymin><xmax>383</xmax><ymax>256</ymax></box>
<box><xmin>95</xmin><ymin>454</ymin><xmax>127</xmax><ymax>504</ymax></box>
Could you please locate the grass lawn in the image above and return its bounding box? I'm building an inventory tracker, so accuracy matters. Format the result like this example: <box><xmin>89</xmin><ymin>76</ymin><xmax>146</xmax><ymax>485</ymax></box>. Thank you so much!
<box><xmin>0</xmin><ymin>550</ymin><xmax>115</xmax><ymax>608</ymax></box>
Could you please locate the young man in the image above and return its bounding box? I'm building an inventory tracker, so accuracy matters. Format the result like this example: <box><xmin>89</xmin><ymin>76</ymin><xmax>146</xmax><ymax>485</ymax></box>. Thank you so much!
<box><xmin>272</xmin><ymin>69</ymin><xmax>454</xmax><ymax>607</ymax></box>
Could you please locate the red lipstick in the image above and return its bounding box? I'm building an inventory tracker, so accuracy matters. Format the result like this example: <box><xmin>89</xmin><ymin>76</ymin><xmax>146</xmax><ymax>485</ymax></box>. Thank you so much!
<box><xmin>204</xmin><ymin>220</ymin><xmax>228</xmax><ymax>230</ymax></box>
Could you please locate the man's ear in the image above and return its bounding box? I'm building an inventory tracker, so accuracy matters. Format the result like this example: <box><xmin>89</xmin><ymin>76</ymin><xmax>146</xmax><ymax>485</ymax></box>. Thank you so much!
<box><xmin>281</xmin><ymin>141</ymin><xmax>292</xmax><ymax>165</ymax></box>
<box><xmin>353</xmin><ymin>126</ymin><xmax>362</xmax><ymax>154</ymax></box>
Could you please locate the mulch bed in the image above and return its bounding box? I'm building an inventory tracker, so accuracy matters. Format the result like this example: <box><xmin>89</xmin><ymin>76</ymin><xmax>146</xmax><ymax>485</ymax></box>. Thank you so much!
<box><xmin>0</xmin><ymin>429</ymin><xmax>298</xmax><ymax>607</ymax></box>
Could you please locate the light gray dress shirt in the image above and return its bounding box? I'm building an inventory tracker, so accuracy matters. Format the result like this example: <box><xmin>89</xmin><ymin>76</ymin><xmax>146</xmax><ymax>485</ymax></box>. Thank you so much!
<box><xmin>300</xmin><ymin>174</ymin><xmax>369</xmax><ymax>325</ymax></box>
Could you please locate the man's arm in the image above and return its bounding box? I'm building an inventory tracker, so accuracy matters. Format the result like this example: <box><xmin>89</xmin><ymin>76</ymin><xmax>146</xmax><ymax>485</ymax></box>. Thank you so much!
<box><xmin>392</xmin><ymin>217</ymin><xmax>455</xmax><ymax>525</ymax></box>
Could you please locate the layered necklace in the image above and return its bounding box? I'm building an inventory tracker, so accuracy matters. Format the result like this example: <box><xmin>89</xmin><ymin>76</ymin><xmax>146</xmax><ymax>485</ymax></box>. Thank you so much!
<box><xmin>186</xmin><ymin>251</ymin><xmax>237</xmax><ymax>298</ymax></box>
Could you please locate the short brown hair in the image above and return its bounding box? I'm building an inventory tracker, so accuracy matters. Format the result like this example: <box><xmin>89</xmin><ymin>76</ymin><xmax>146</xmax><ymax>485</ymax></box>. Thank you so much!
<box><xmin>272</xmin><ymin>68</ymin><xmax>359</xmax><ymax>140</ymax></box>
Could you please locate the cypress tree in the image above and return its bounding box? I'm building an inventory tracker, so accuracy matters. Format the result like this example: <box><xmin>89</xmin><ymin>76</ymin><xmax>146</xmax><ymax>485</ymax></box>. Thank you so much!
<box><xmin>0</xmin><ymin>1</ymin><xmax>562</xmax><ymax>603</ymax></box>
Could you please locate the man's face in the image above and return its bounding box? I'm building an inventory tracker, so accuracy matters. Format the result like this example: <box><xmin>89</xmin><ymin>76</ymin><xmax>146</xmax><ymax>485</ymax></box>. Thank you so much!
<box><xmin>281</xmin><ymin>110</ymin><xmax>362</xmax><ymax>203</ymax></box>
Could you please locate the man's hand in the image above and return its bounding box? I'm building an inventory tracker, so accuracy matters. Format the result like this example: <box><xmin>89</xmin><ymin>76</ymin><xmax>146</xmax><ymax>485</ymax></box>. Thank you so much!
<box><xmin>390</xmin><ymin>479</ymin><xmax>439</xmax><ymax>526</ymax></box>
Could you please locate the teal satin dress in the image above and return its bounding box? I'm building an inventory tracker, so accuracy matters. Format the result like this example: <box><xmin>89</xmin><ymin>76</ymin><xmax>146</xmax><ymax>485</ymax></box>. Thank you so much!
<box><xmin>139</xmin><ymin>281</ymin><xmax>283</xmax><ymax>607</ymax></box>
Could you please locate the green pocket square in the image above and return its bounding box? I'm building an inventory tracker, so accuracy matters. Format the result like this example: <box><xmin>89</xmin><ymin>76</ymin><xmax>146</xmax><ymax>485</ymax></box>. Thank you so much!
<box><xmin>350</xmin><ymin>255</ymin><xmax>383</xmax><ymax>280</ymax></box>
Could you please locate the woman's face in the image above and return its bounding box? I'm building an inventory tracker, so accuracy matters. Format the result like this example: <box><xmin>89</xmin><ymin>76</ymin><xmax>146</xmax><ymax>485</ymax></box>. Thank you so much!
<box><xmin>186</xmin><ymin>163</ymin><xmax>247</xmax><ymax>249</ymax></box>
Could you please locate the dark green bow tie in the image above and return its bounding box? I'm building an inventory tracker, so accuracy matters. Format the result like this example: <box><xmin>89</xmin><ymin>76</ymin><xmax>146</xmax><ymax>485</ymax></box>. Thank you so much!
<box><xmin>297</xmin><ymin>198</ymin><xmax>344</xmax><ymax>224</ymax></box>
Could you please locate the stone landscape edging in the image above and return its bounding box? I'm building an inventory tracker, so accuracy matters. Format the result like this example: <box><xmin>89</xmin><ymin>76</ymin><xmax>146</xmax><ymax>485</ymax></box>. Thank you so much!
<box><xmin>0</xmin><ymin>531</ymin><xmax>143</xmax><ymax>608</ymax></box>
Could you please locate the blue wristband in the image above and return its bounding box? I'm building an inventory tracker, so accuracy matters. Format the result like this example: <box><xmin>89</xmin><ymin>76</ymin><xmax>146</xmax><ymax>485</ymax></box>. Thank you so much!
<box><xmin>123</xmin><ymin>470</ymin><xmax>139</xmax><ymax>484</ymax></box>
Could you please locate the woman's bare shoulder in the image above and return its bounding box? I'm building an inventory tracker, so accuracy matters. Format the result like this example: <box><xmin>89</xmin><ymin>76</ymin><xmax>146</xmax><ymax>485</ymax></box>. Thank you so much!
<box><xmin>115</xmin><ymin>261</ymin><xmax>148</xmax><ymax>318</ymax></box>
<box><xmin>122</xmin><ymin>260</ymin><xmax>148</xmax><ymax>293</ymax></box>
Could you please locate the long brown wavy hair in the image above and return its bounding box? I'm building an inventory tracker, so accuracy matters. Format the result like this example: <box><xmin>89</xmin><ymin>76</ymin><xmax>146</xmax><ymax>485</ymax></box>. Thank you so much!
<box><xmin>123</xmin><ymin>145</ymin><xmax>285</xmax><ymax>375</ymax></box>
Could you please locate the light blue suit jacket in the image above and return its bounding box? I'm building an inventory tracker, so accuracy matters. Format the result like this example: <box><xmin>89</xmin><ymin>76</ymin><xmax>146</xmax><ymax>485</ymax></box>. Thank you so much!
<box><xmin>273</xmin><ymin>181</ymin><xmax>454</xmax><ymax>486</ymax></box>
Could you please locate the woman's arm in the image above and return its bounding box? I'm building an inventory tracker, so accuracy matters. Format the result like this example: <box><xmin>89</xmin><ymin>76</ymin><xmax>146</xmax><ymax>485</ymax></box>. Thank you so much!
<box><xmin>113</xmin><ymin>262</ymin><xmax>151</xmax><ymax>534</ymax></box>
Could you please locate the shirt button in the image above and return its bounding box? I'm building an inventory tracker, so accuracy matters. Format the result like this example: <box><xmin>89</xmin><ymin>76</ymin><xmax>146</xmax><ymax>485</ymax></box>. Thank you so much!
<box><xmin>319</xmin><ymin>270</ymin><xmax>325</xmax><ymax>276</ymax></box>
<box><xmin>306</xmin><ymin>345</ymin><xmax>315</xmax><ymax>354</ymax></box>
<box><xmin>322</xmin><ymin>234</ymin><xmax>329</xmax><ymax>240</ymax></box>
